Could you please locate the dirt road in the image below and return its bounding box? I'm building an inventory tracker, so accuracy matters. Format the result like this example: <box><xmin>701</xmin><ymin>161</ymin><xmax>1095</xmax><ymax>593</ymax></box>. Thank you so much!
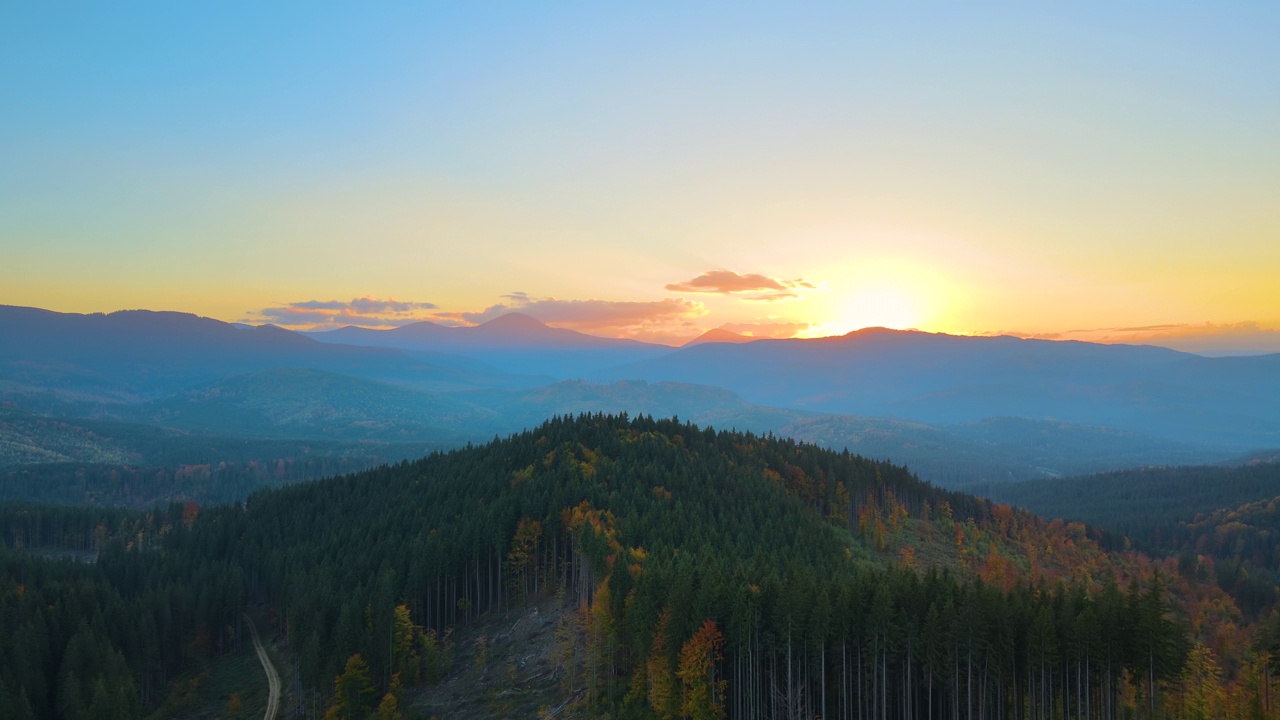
<box><xmin>243</xmin><ymin>614</ymin><xmax>281</xmax><ymax>720</ymax></box>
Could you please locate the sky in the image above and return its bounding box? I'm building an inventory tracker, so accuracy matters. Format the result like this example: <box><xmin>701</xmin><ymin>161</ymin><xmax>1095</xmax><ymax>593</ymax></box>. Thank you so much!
<box><xmin>2</xmin><ymin>3</ymin><xmax>1278</xmax><ymax>351</ymax></box>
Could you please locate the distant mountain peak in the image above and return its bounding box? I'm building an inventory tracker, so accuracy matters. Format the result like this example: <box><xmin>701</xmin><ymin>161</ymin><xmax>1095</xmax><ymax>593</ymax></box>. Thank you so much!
<box><xmin>684</xmin><ymin>328</ymin><xmax>753</xmax><ymax>347</ymax></box>
<box><xmin>475</xmin><ymin>312</ymin><xmax>550</xmax><ymax>332</ymax></box>
<box><xmin>388</xmin><ymin>319</ymin><xmax>447</xmax><ymax>335</ymax></box>
<box><xmin>106</xmin><ymin>308</ymin><xmax>194</xmax><ymax>318</ymax></box>
<box><xmin>842</xmin><ymin>326</ymin><xmax>906</xmax><ymax>337</ymax></box>
<box><xmin>254</xmin><ymin>323</ymin><xmax>310</xmax><ymax>339</ymax></box>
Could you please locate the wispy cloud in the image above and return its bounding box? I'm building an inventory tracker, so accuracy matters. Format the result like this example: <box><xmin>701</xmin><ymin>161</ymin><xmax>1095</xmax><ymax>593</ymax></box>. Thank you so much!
<box><xmin>249</xmin><ymin>296</ymin><xmax>438</xmax><ymax>330</ymax></box>
<box><xmin>742</xmin><ymin>292</ymin><xmax>799</xmax><ymax>303</ymax></box>
<box><xmin>291</xmin><ymin>298</ymin><xmax>437</xmax><ymax>314</ymax></box>
<box><xmin>666</xmin><ymin>269</ymin><xmax>815</xmax><ymax>295</ymax></box>
<box><xmin>982</xmin><ymin>321</ymin><xmax>1280</xmax><ymax>356</ymax></box>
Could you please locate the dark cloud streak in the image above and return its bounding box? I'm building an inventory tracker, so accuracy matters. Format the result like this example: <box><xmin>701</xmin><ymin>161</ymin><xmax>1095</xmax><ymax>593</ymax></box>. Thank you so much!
<box><xmin>249</xmin><ymin>296</ymin><xmax>439</xmax><ymax>330</ymax></box>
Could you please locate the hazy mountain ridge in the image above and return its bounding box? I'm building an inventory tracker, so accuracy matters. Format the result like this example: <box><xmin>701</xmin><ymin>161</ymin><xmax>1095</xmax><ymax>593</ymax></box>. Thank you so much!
<box><xmin>1</xmin><ymin>370</ymin><xmax>1235</xmax><ymax>501</ymax></box>
<box><xmin>307</xmin><ymin>311</ymin><xmax>671</xmax><ymax>376</ymax></box>
<box><xmin>776</xmin><ymin>414</ymin><xmax>1232</xmax><ymax>486</ymax></box>
<box><xmin>601</xmin><ymin>327</ymin><xmax>1280</xmax><ymax>448</ymax></box>
<box><xmin>0</xmin><ymin>305</ymin><xmax>540</xmax><ymax>404</ymax></box>
<box><xmin>682</xmin><ymin>327</ymin><xmax>753</xmax><ymax>346</ymax></box>
<box><xmin>1</xmin><ymin>304</ymin><xmax>1273</xmax><ymax>489</ymax></box>
<box><xmin>0</xmin><ymin>402</ymin><xmax>438</xmax><ymax>472</ymax></box>
<box><xmin>140</xmin><ymin>368</ymin><xmax>501</xmax><ymax>442</ymax></box>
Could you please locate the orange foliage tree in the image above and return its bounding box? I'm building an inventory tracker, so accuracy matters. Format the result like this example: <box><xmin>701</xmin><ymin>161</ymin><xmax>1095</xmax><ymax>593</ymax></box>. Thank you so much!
<box><xmin>677</xmin><ymin>619</ymin><xmax>727</xmax><ymax>720</ymax></box>
<box><xmin>647</xmin><ymin>607</ymin><xmax>678</xmax><ymax>720</ymax></box>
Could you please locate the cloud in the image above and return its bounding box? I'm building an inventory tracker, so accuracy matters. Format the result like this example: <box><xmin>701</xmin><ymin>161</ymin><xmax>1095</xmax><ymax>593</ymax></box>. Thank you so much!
<box><xmin>977</xmin><ymin>329</ymin><xmax>1064</xmax><ymax>341</ymax></box>
<box><xmin>291</xmin><ymin>298</ymin><xmax>437</xmax><ymax>314</ymax></box>
<box><xmin>666</xmin><ymin>269</ymin><xmax>815</xmax><ymax>295</ymax></box>
<box><xmin>983</xmin><ymin>321</ymin><xmax>1280</xmax><ymax>356</ymax></box>
<box><xmin>718</xmin><ymin>321</ymin><xmax>811</xmax><ymax>339</ymax></box>
<box><xmin>249</xmin><ymin>296</ymin><xmax>439</xmax><ymax>330</ymax></box>
<box><xmin>1096</xmin><ymin>321</ymin><xmax>1280</xmax><ymax>356</ymax></box>
<box><xmin>1110</xmin><ymin>324</ymin><xmax>1185</xmax><ymax>333</ymax></box>
<box><xmin>743</xmin><ymin>292</ymin><xmax>799</xmax><ymax>303</ymax></box>
<box><xmin>431</xmin><ymin>294</ymin><xmax>708</xmax><ymax>345</ymax></box>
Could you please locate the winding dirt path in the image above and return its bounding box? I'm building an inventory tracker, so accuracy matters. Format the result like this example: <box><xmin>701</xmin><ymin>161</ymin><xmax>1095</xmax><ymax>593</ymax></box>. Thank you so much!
<box><xmin>243</xmin><ymin>614</ymin><xmax>281</xmax><ymax>720</ymax></box>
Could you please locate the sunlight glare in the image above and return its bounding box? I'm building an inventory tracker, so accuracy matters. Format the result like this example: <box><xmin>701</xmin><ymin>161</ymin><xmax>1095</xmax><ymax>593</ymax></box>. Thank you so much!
<box><xmin>837</xmin><ymin>284</ymin><xmax>924</xmax><ymax>334</ymax></box>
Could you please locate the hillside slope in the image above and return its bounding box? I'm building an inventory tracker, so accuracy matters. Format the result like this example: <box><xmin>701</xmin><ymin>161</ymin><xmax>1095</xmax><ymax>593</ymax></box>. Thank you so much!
<box><xmin>1</xmin><ymin>415</ymin><xmax>1259</xmax><ymax>719</ymax></box>
<box><xmin>979</xmin><ymin>462</ymin><xmax>1280</xmax><ymax>617</ymax></box>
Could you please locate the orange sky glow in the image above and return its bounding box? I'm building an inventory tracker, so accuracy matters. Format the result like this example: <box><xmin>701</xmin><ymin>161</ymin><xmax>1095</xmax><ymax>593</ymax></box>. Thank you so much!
<box><xmin>2</xmin><ymin>5</ymin><xmax>1277</xmax><ymax>354</ymax></box>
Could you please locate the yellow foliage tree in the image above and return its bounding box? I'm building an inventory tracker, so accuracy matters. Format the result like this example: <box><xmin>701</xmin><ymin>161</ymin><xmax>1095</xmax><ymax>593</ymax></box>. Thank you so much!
<box><xmin>391</xmin><ymin>605</ymin><xmax>419</xmax><ymax>681</ymax></box>
<box><xmin>327</xmin><ymin>653</ymin><xmax>376</xmax><ymax>720</ymax></box>
<box><xmin>376</xmin><ymin>673</ymin><xmax>404</xmax><ymax>720</ymax></box>
<box><xmin>1179</xmin><ymin>643</ymin><xmax>1225</xmax><ymax>720</ymax></box>
<box><xmin>376</xmin><ymin>692</ymin><xmax>403</xmax><ymax>720</ymax></box>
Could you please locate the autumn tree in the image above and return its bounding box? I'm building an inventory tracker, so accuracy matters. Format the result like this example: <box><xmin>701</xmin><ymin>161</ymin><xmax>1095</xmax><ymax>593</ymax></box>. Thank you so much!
<box><xmin>390</xmin><ymin>605</ymin><xmax>419</xmax><ymax>681</ymax></box>
<box><xmin>677</xmin><ymin>619</ymin><xmax>727</xmax><ymax>720</ymax></box>
<box><xmin>648</xmin><ymin>608</ymin><xmax>678</xmax><ymax>720</ymax></box>
<box><xmin>376</xmin><ymin>672</ymin><xmax>404</xmax><ymax>720</ymax></box>
<box><xmin>1180</xmin><ymin>643</ymin><xmax>1224</xmax><ymax>720</ymax></box>
<box><xmin>327</xmin><ymin>653</ymin><xmax>376</xmax><ymax>720</ymax></box>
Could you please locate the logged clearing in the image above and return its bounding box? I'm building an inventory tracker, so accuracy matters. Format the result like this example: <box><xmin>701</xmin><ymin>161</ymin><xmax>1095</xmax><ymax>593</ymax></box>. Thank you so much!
<box><xmin>410</xmin><ymin>597</ymin><xmax>590</xmax><ymax>719</ymax></box>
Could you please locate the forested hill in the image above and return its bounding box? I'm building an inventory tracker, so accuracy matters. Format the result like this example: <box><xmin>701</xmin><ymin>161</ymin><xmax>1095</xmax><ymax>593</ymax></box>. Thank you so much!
<box><xmin>980</xmin><ymin>462</ymin><xmax>1280</xmax><ymax>617</ymax></box>
<box><xmin>977</xmin><ymin>463</ymin><xmax>1280</xmax><ymax>553</ymax></box>
<box><xmin>0</xmin><ymin>415</ymin><xmax>1261</xmax><ymax>719</ymax></box>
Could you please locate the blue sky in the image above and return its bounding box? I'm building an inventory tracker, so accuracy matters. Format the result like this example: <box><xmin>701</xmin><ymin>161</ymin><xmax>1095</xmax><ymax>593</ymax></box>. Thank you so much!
<box><xmin>3</xmin><ymin>2</ymin><xmax>1278</xmax><ymax>349</ymax></box>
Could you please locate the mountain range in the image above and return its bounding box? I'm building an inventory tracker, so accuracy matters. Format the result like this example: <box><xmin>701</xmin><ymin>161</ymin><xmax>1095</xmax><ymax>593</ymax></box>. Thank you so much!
<box><xmin>306</xmin><ymin>311</ymin><xmax>669</xmax><ymax>376</ymax></box>
<box><xmin>601</xmin><ymin>328</ymin><xmax>1280</xmax><ymax>448</ymax></box>
<box><xmin>2</xmin><ymin>303</ymin><xmax>1276</xmax><ymax>489</ymax></box>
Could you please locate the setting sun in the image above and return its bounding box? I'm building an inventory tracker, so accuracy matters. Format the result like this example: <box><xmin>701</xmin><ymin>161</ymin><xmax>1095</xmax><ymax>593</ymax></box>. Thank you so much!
<box><xmin>837</xmin><ymin>284</ymin><xmax>924</xmax><ymax>333</ymax></box>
